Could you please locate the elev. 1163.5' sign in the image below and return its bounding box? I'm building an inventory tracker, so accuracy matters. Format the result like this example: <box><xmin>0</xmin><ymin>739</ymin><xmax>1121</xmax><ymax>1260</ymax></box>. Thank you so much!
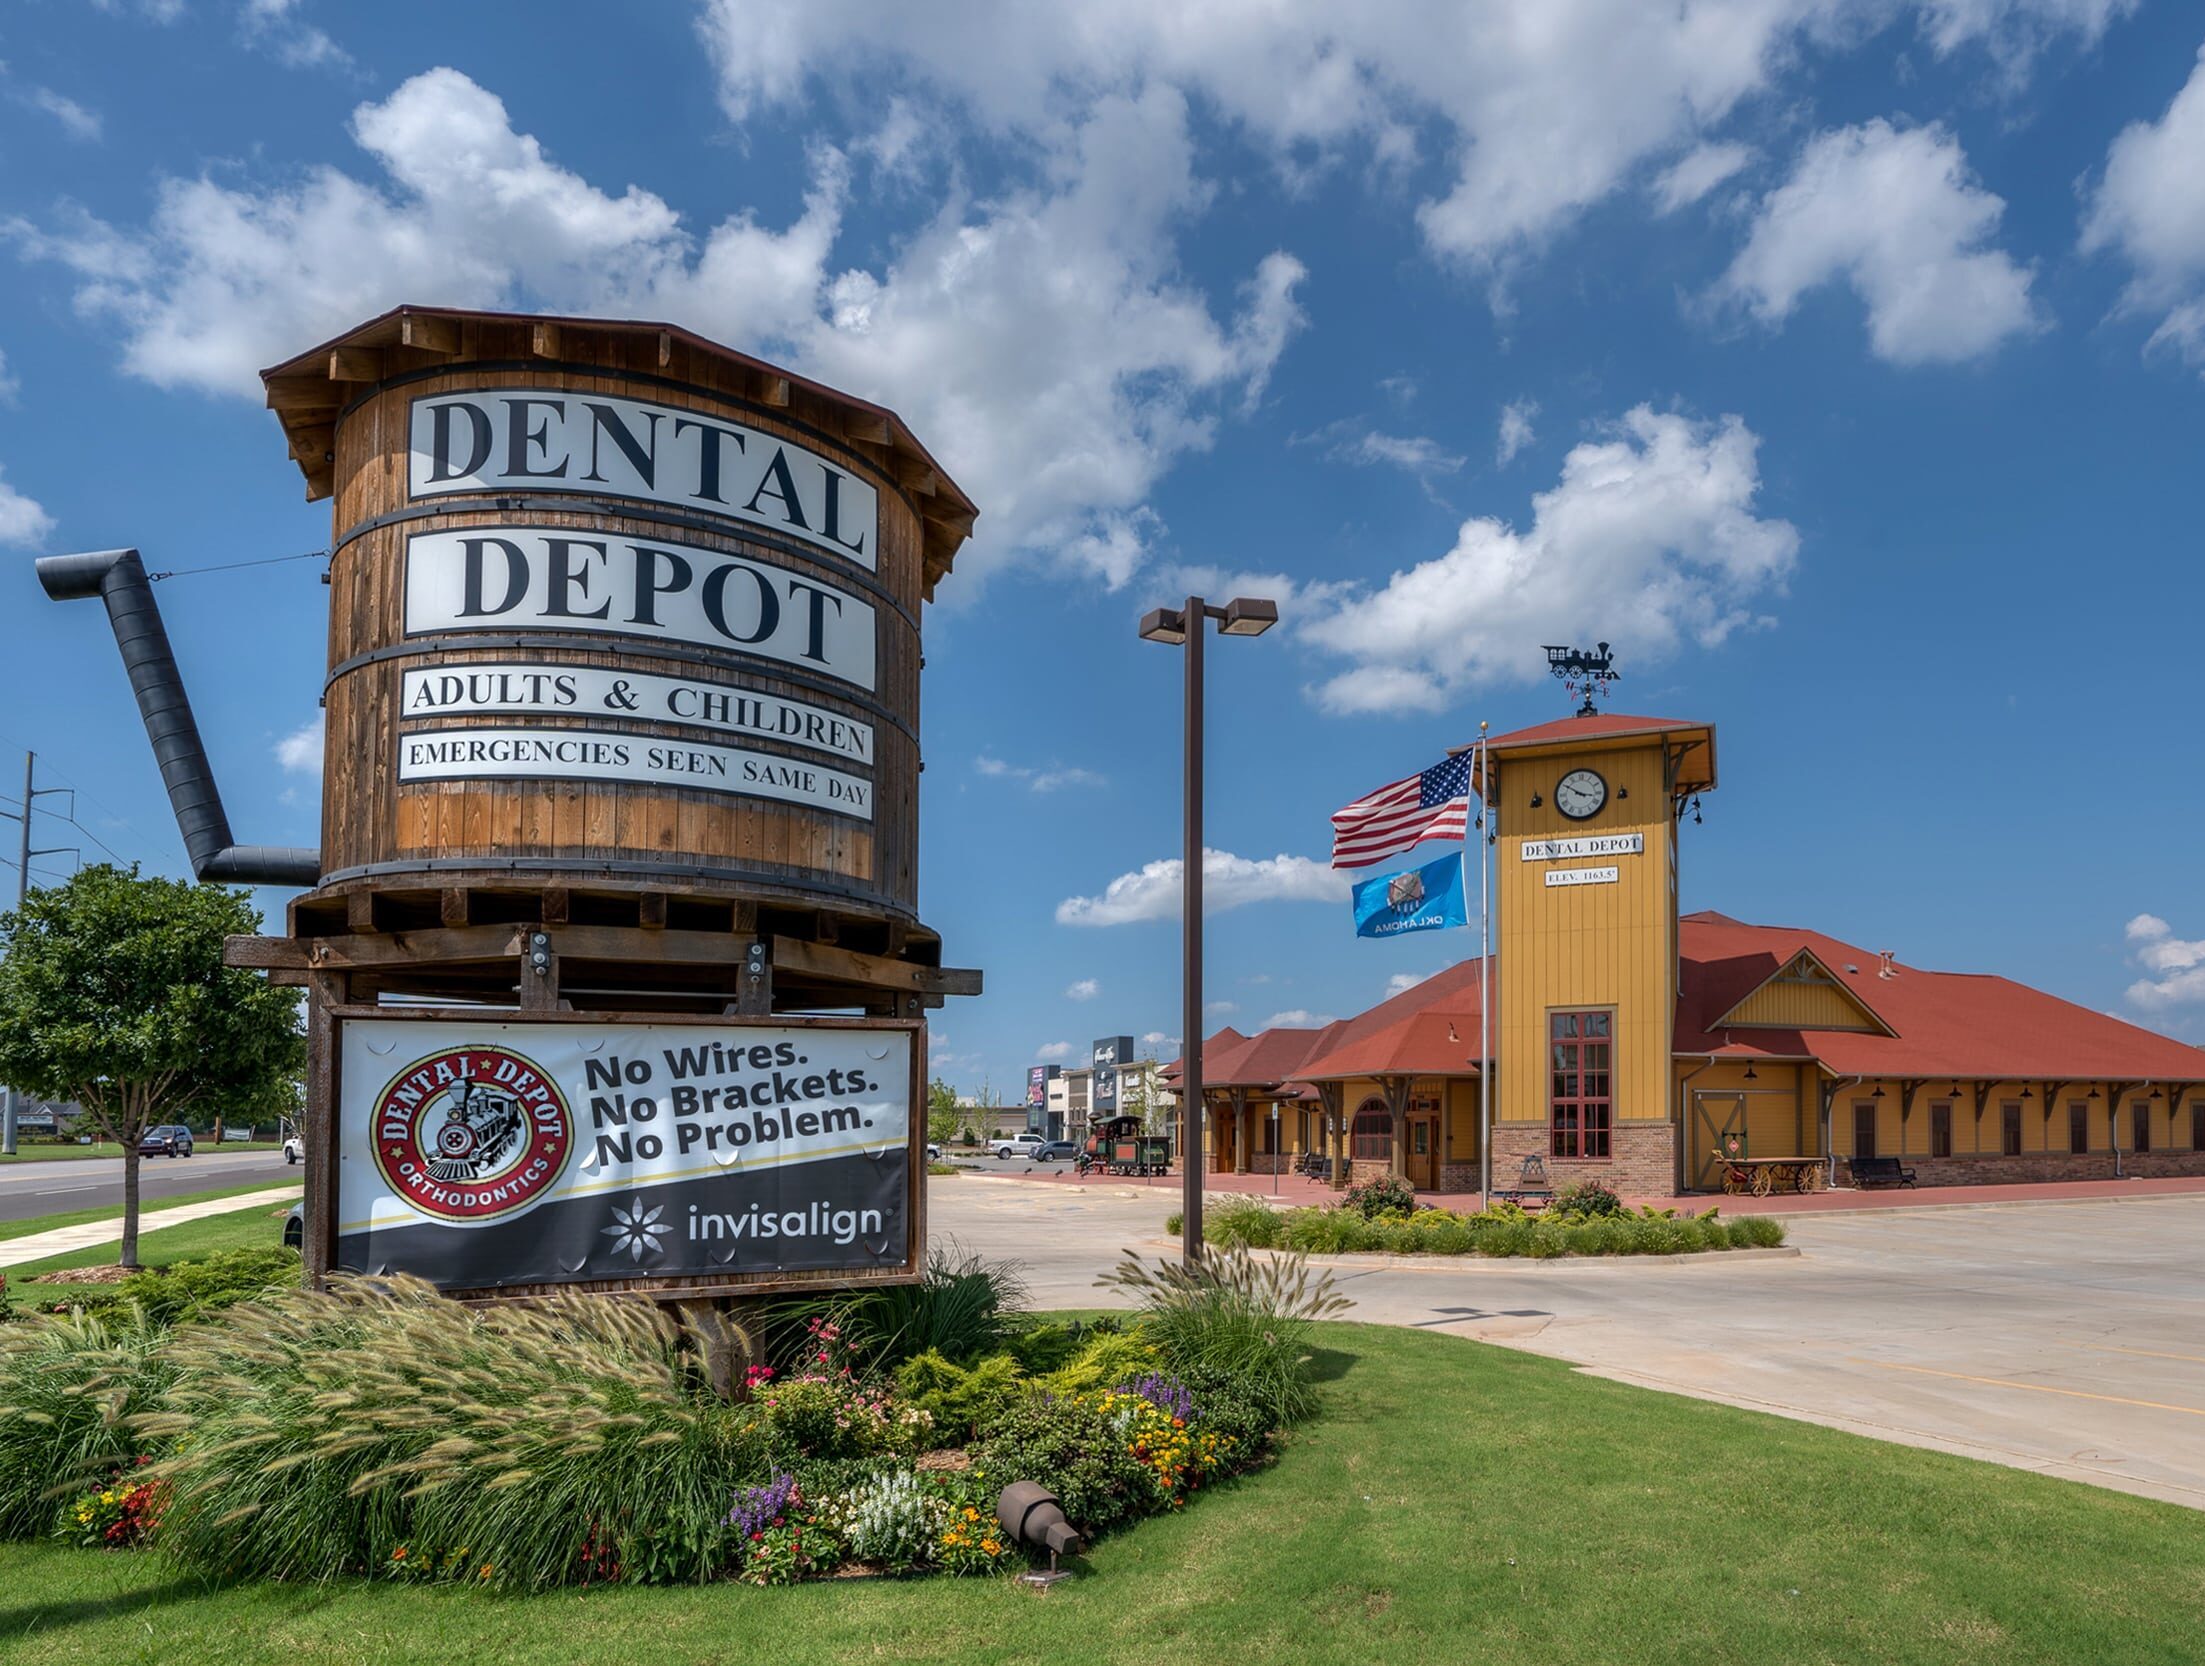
<box><xmin>409</xmin><ymin>389</ymin><xmax>879</xmax><ymax>571</ymax></box>
<box><xmin>337</xmin><ymin>1017</ymin><xmax>916</xmax><ymax>1293</ymax></box>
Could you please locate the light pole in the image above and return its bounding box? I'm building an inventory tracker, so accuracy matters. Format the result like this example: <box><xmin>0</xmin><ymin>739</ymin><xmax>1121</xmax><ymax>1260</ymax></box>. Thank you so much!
<box><xmin>1139</xmin><ymin>595</ymin><xmax>1277</xmax><ymax>1265</ymax></box>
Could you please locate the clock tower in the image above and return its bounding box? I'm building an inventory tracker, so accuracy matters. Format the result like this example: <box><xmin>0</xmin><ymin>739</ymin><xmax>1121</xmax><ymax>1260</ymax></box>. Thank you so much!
<box><xmin>1477</xmin><ymin>712</ymin><xmax>1716</xmax><ymax>1196</ymax></box>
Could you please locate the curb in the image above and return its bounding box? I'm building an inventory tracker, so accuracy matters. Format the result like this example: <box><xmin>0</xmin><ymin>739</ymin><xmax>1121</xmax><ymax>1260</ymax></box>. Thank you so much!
<box><xmin>1138</xmin><ymin>1239</ymin><xmax>1801</xmax><ymax>1270</ymax></box>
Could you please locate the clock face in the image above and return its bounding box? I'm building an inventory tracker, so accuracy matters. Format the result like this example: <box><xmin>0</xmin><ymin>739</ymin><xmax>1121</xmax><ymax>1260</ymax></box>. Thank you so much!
<box><xmin>1555</xmin><ymin>768</ymin><xmax>1607</xmax><ymax>820</ymax></box>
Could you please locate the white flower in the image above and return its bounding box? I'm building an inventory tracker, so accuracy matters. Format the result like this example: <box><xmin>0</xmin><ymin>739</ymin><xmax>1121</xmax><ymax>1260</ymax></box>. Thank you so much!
<box><xmin>601</xmin><ymin>1197</ymin><xmax>669</xmax><ymax>1262</ymax></box>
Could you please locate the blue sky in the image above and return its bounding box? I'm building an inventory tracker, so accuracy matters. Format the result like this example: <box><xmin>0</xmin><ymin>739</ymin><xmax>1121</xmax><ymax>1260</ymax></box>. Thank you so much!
<box><xmin>3</xmin><ymin>0</ymin><xmax>2204</xmax><ymax>1092</ymax></box>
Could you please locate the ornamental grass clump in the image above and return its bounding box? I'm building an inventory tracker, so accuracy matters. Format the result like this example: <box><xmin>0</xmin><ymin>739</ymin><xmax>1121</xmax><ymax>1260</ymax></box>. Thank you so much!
<box><xmin>1095</xmin><ymin>1247</ymin><xmax>1348</xmax><ymax>1426</ymax></box>
<box><xmin>1205</xmin><ymin>1198</ymin><xmax>1285</xmax><ymax>1249</ymax></box>
<box><xmin>0</xmin><ymin>1307</ymin><xmax>176</xmax><ymax>1538</ymax></box>
<box><xmin>147</xmin><ymin>1275</ymin><xmax>757</xmax><ymax>1589</ymax></box>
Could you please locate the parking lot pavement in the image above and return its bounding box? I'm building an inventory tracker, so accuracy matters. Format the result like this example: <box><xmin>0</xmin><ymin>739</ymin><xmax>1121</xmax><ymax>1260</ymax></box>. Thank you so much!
<box><xmin>929</xmin><ymin>1175</ymin><xmax>2205</xmax><ymax>1509</ymax></box>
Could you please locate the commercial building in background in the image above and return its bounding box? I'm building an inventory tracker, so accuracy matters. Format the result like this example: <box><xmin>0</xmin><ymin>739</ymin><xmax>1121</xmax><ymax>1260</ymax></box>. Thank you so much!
<box><xmin>1090</xmin><ymin>1036</ymin><xmax>1135</xmax><ymax>1117</ymax></box>
<box><xmin>1026</xmin><ymin>1064</ymin><xmax>1064</xmax><ymax>1138</ymax></box>
<box><xmin>1047</xmin><ymin>1068</ymin><xmax>1089</xmax><ymax>1138</ymax></box>
<box><xmin>1171</xmin><ymin>708</ymin><xmax>2205</xmax><ymax>1195</ymax></box>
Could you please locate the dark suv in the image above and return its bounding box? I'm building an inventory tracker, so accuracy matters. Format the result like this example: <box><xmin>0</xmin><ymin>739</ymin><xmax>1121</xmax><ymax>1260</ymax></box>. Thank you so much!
<box><xmin>138</xmin><ymin>1124</ymin><xmax>195</xmax><ymax>1158</ymax></box>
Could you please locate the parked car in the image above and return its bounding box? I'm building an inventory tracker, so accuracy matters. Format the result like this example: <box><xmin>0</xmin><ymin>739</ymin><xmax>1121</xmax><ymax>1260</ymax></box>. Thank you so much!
<box><xmin>988</xmin><ymin>1131</ymin><xmax>1046</xmax><ymax>1159</ymax></box>
<box><xmin>283</xmin><ymin>1201</ymin><xmax>304</xmax><ymax>1250</ymax></box>
<box><xmin>138</xmin><ymin>1124</ymin><xmax>194</xmax><ymax>1158</ymax></box>
<box><xmin>926</xmin><ymin>1141</ymin><xmax>943</xmax><ymax>1162</ymax></box>
<box><xmin>1035</xmin><ymin>1139</ymin><xmax>1080</xmax><ymax>1162</ymax></box>
<box><xmin>282</xmin><ymin>1134</ymin><xmax>304</xmax><ymax>1165</ymax></box>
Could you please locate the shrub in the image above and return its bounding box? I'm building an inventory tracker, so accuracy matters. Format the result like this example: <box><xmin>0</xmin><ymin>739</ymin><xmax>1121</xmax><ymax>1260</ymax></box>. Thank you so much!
<box><xmin>1281</xmin><ymin>1207</ymin><xmax>1370</xmax><ymax>1255</ymax></box>
<box><xmin>1342</xmin><ymin>1173</ymin><xmax>1417</xmax><ymax>1219</ymax></box>
<box><xmin>1549</xmin><ymin>1180</ymin><xmax>1624</xmax><ymax>1220</ymax></box>
<box><xmin>49</xmin><ymin>1247</ymin><xmax>301</xmax><ymax>1327</ymax></box>
<box><xmin>1032</xmin><ymin>1329</ymin><xmax>1160</xmax><ymax>1399</ymax></box>
<box><xmin>1094</xmin><ymin>1248</ymin><xmax>1348</xmax><ymax>1426</ymax></box>
<box><xmin>756</xmin><ymin>1374</ymin><xmax>931</xmax><ymax>1466</ymax></box>
<box><xmin>1409</xmin><ymin>1214</ymin><xmax>1475</xmax><ymax>1255</ymax></box>
<box><xmin>1736</xmin><ymin>1216</ymin><xmax>1787</xmax><ymax>1249</ymax></box>
<box><xmin>971</xmin><ymin>1396</ymin><xmax>1154</xmax><ymax>1533</ymax></box>
<box><xmin>0</xmin><ymin>1306</ymin><xmax>175</xmax><ymax>1538</ymax></box>
<box><xmin>1206</xmin><ymin>1198</ymin><xmax>1285</xmax><ymax>1249</ymax></box>
<box><xmin>1173</xmin><ymin>1361</ymin><xmax>1281</xmax><ymax>1454</ymax></box>
<box><xmin>893</xmin><ymin>1350</ymin><xmax>1027</xmax><ymax>1442</ymax></box>
<box><xmin>148</xmin><ymin>1275</ymin><xmax>761</xmax><ymax>1589</ymax></box>
<box><xmin>1164</xmin><ymin>1210</ymin><xmax>1184</xmax><ymax>1236</ymax></box>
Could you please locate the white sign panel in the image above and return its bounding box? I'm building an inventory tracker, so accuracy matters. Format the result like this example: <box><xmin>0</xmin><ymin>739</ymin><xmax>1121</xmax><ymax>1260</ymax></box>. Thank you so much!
<box><xmin>335</xmin><ymin>1017</ymin><xmax>914</xmax><ymax>1290</ymax></box>
<box><xmin>1521</xmin><ymin>832</ymin><xmax>1645</xmax><ymax>863</ymax></box>
<box><xmin>1545</xmin><ymin>865</ymin><xmax>1620</xmax><ymax>888</ymax></box>
<box><xmin>409</xmin><ymin>389</ymin><xmax>879</xmax><ymax>570</ymax></box>
<box><xmin>397</xmin><ymin>728</ymin><xmax>874</xmax><ymax>820</ymax></box>
<box><xmin>399</xmin><ymin>664</ymin><xmax>874</xmax><ymax>766</ymax></box>
<box><xmin>403</xmin><ymin>526</ymin><xmax>877</xmax><ymax>693</ymax></box>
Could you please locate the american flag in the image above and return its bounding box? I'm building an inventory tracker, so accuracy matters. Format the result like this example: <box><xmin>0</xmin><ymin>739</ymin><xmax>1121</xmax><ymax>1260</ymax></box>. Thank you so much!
<box><xmin>1330</xmin><ymin>752</ymin><xmax>1474</xmax><ymax>869</ymax></box>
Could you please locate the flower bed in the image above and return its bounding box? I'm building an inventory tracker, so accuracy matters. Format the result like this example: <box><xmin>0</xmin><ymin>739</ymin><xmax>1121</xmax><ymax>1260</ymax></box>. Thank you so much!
<box><xmin>1171</xmin><ymin>1183</ymin><xmax>1786</xmax><ymax>1258</ymax></box>
<box><xmin>0</xmin><ymin>1247</ymin><xmax>1339</xmax><ymax>1591</ymax></box>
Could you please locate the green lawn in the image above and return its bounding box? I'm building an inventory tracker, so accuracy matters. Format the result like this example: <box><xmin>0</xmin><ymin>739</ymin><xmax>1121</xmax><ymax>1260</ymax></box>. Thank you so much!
<box><xmin>0</xmin><ymin>1143</ymin><xmax>282</xmax><ymax>1162</ymax></box>
<box><xmin>2</xmin><ymin>1320</ymin><xmax>2200</xmax><ymax>1665</ymax></box>
<box><xmin>4</xmin><ymin>1193</ymin><xmax>296</xmax><ymax>1281</ymax></box>
<box><xmin>0</xmin><ymin>1181</ymin><xmax>302</xmax><ymax>1247</ymax></box>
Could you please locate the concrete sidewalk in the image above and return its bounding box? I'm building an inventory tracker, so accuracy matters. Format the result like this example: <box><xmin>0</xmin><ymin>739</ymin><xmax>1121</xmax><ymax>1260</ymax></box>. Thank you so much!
<box><xmin>0</xmin><ymin>1186</ymin><xmax>299</xmax><ymax>1270</ymax></box>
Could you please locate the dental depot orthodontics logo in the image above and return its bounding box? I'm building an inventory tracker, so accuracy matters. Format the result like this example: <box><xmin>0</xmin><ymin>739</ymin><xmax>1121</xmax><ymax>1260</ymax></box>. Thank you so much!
<box><xmin>371</xmin><ymin>1046</ymin><xmax>574</xmax><ymax>1224</ymax></box>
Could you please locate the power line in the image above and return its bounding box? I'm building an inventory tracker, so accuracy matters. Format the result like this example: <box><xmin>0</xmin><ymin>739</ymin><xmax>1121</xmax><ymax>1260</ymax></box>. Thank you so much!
<box><xmin>145</xmin><ymin>548</ymin><xmax>329</xmax><ymax>582</ymax></box>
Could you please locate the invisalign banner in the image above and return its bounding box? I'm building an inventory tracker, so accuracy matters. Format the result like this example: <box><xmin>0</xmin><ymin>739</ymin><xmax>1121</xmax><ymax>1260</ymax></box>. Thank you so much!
<box><xmin>335</xmin><ymin>1017</ymin><xmax>915</xmax><ymax>1292</ymax></box>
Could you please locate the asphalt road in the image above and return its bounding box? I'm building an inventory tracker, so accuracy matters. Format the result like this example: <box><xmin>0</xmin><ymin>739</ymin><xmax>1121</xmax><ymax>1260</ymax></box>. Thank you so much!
<box><xmin>935</xmin><ymin>1172</ymin><xmax>2205</xmax><ymax>1510</ymax></box>
<box><xmin>0</xmin><ymin>1149</ymin><xmax>299</xmax><ymax>1224</ymax></box>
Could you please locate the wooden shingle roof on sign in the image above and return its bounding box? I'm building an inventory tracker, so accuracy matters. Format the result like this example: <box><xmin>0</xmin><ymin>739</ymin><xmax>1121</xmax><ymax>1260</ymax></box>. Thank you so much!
<box><xmin>258</xmin><ymin>304</ymin><xmax>979</xmax><ymax>600</ymax></box>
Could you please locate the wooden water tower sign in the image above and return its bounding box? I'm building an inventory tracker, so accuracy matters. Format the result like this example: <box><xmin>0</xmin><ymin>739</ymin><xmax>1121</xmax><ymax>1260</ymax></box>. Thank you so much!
<box><xmin>233</xmin><ymin>306</ymin><xmax>982</xmax><ymax>1300</ymax></box>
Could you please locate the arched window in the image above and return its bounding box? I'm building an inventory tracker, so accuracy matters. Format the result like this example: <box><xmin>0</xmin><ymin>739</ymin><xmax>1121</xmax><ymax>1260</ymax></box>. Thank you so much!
<box><xmin>1351</xmin><ymin>1100</ymin><xmax>1392</xmax><ymax>1162</ymax></box>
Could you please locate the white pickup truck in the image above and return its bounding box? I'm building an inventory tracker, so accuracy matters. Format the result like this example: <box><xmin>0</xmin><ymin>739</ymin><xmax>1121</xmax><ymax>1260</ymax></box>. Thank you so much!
<box><xmin>988</xmin><ymin>1131</ymin><xmax>1046</xmax><ymax>1160</ymax></box>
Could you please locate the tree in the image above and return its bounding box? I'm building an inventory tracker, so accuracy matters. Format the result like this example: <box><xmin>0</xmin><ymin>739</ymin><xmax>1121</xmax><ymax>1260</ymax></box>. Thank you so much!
<box><xmin>926</xmin><ymin>1076</ymin><xmax>960</xmax><ymax>1147</ymax></box>
<box><xmin>0</xmin><ymin>865</ymin><xmax>305</xmax><ymax>1268</ymax></box>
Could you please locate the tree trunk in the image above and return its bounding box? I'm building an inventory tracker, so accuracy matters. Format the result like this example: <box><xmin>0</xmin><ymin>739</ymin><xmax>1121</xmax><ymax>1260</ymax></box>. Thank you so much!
<box><xmin>119</xmin><ymin>1142</ymin><xmax>142</xmax><ymax>1270</ymax></box>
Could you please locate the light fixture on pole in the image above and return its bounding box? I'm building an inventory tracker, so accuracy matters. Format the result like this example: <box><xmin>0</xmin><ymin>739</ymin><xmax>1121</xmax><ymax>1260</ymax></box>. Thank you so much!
<box><xmin>1139</xmin><ymin>594</ymin><xmax>1277</xmax><ymax>1266</ymax></box>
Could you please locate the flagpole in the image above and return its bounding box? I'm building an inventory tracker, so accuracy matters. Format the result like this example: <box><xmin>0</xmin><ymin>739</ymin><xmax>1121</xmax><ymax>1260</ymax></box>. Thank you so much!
<box><xmin>1478</xmin><ymin>721</ymin><xmax>1492</xmax><ymax>1211</ymax></box>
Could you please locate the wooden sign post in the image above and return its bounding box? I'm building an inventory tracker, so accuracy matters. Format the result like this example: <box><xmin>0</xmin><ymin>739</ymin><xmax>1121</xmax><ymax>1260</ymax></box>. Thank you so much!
<box><xmin>230</xmin><ymin>307</ymin><xmax>981</xmax><ymax>1304</ymax></box>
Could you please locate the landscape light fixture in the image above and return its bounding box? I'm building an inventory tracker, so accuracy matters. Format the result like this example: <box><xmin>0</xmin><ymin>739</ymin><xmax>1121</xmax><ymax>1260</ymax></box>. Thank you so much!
<box><xmin>997</xmin><ymin>1481</ymin><xmax>1083</xmax><ymax>1591</ymax></box>
<box><xmin>1139</xmin><ymin>592</ymin><xmax>1280</xmax><ymax>1265</ymax></box>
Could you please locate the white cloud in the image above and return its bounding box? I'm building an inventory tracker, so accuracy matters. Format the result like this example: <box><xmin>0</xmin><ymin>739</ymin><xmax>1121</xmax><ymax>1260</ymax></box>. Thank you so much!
<box><xmin>2126</xmin><ymin>913</ymin><xmax>2205</xmax><ymax>1008</ymax></box>
<box><xmin>2081</xmin><ymin>45</ymin><xmax>2205</xmax><ymax>371</ymax></box>
<box><xmin>1301</xmin><ymin>404</ymin><xmax>1798</xmax><ymax>714</ymax></box>
<box><xmin>1141</xmin><ymin>1030</ymin><xmax>1179</xmax><ymax>1049</ymax></box>
<box><xmin>1496</xmin><ymin>398</ymin><xmax>1538</xmax><ymax>465</ymax></box>
<box><xmin>239</xmin><ymin>0</ymin><xmax>353</xmax><ymax>70</ymax></box>
<box><xmin>1716</xmin><ymin>119</ymin><xmax>2040</xmax><ymax>365</ymax></box>
<box><xmin>1205</xmin><ymin>999</ymin><xmax>1239</xmax><ymax>1014</ymax></box>
<box><xmin>699</xmin><ymin>1</ymin><xmax>2115</xmax><ymax>287</ymax></box>
<box><xmin>20</xmin><ymin>86</ymin><xmax>102</xmax><ymax>142</ymax></box>
<box><xmin>1065</xmin><ymin>978</ymin><xmax>1100</xmax><ymax>1001</ymax></box>
<box><xmin>1056</xmin><ymin>848</ymin><xmax>1350</xmax><ymax>926</ymax></box>
<box><xmin>1262</xmin><ymin>1009</ymin><xmax>1335</xmax><ymax>1029</ymax></box>
<box><xmin>0</xmin><ymin>464</ymin><xmax>54</xmax><ymax>547</ymax></box>
<box><xmin>977</xmin><ymin>754</ymin><xmax>1107</xmax><ymax>792</ymax></box>
<box><xmin>0</xmin><ymin>348</ymin><xmax>17</xmax><ymax>404</ymax></box>
<box><xmin>1033</xmin><ymin>1040</ymin><xmax>1077</xmax><ymax>1062</ymax></box>
<box><xmin>1651</xmin><ymin>142</ymin><xmax>1754</xmax><ymax>214</ymax></box>
<box><xmin>1384</xmin><ymin>970</ymin><xmax>1440</xmax><ymax>998</ymax></box>
<box><xmin>274</xmin><ymin>713</ymin><xmax>325</xmax><ymax>776</ymax></box>
<box><xmin>8</xmin><ymin>68</ymin><xmax>1304</xmax><ymax>591</ymax></box>
<box><xmin>1309</xmin><ymin>423</ymin><xmax>1465</xmax><ymax>479</ymax></box>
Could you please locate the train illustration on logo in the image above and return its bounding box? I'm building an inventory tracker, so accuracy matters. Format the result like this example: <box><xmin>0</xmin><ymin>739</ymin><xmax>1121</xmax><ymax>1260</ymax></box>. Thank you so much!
<box><xmin>424</xmin><ymin>1066</ymin><xmax>528</xmax><ymax>1184</ymax></box>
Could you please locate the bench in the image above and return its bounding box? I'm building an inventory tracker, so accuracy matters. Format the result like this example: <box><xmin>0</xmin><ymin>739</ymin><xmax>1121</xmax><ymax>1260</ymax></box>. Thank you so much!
<box><xmin>1848</xmin><ymin>1155</ymin><xmax>1917</xmax><ymax>1189</ymax></box>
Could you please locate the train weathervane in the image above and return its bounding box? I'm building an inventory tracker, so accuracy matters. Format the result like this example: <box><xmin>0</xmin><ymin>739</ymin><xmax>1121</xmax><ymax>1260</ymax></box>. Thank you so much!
<box><xmin>1543</xmin><ymin>642</ymin><xmax>1619</xmax><ymax>716</ymax></box>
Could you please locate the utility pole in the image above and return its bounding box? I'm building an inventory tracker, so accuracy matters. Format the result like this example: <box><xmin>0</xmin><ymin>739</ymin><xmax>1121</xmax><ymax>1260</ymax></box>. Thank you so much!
<box><xmin>0</xmin><ymin>752</ymin><xmax>77</xmax><ymax>1155</ymax></box>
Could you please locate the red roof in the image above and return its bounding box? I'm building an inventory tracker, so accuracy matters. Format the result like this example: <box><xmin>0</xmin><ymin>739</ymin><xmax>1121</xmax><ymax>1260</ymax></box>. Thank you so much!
<box><xmin>1291</xmin><ymin>958</ymin><xmax>1493</xmax><ymax>1081</ymax></box>
<box><xmin>1676</xmin><ymin>911</ymin><xmax>2205</xmax><ymax>1082</ymax></box>
<box><xmin>1483</xmin><ymin>712</ymin><xmax>1706</xmax><ymax>751</ymax></box>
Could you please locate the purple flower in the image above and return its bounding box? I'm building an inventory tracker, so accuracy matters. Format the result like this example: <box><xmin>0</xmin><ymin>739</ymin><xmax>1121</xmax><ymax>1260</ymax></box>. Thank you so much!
<box><xmin>728</xmin><ymin>1473</ymin><xmax>799</xmax><ymax>1538</ymax></box>
<box><xmin>1117</xmin><ymin>1371</ymin><xmax>1196</xmax><ymax>1424</ymax></box>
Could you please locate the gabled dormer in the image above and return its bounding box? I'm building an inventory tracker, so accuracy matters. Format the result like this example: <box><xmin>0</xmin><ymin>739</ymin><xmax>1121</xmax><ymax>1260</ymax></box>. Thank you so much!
<box><xmin>1712</xmin><ymin>948</ymin><xmax>1894</xmax><ymax>1035</ymax></box>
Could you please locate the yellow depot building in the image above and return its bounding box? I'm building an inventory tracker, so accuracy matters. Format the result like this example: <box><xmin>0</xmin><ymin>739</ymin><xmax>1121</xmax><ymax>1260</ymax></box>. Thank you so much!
<box><xmin>1176</xmin><ymin>711</ymin><xmax>2205</xmax><ymax>1197</ymax></box>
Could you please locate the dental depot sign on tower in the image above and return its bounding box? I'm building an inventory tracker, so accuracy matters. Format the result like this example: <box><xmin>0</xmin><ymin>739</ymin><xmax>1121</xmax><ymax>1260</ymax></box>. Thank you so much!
<box><xmin>340</xmin><ymin>1016</ymin><xmax>919</xmax><ymax>1293</ymax></box>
